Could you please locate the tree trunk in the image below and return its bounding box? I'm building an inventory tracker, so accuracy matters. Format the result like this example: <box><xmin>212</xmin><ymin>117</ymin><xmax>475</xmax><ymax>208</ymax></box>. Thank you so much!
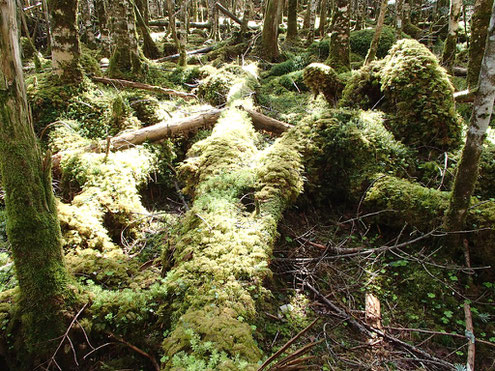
<box><xmin>305</xmin><ymin>0</ymin><xmax>319</xmax><ymax>44</ymax></box>
<box><xmin>467</xmin><ymin>0</ymin><xmax>494</xmax><ymax>89</ymax></box>
<box><xmin>134</xmin><ymin>0</ymin><xmax>161</xmax><ymax>59</ymax></box>
<box><xmin>0</xmin><ymin>0</ymin><xmax>72</xmax><ymax>357</ymax></box>
<box><xmin>318</xmin><ymin>0</ymin><xmax>329</xmax><ymax>36</ymax></box>
<box><xmin>261</xmin><ymin>0</ymin><xmax>283</xmax><ymax>61</ymax></box>
<box><xmin>326</xmin><ymin>0</ymin><xmax>351</xmax><ymax>72</ymax></box>
<box><xmin>441</xmin><ymin>0</ymin><xmax>462</xmax><ymax>72</ymax></box>
<box><xmin>208</xmin><ymin>0</ymin><xmax>219</xmax><ymax>40</ymax></box>
<box><xmin>48</xmin><ymin>0</ymin><xmax>84</xmax><ymax>82</ymax></box>
<box><xmin>287</xmin><ymin>0</ymin><xmax>298</xmax><ymax>40</ymax></box>
<box><xmin>79</xmin><ymin>0</ymin><xmax>96</xmax><ymax>47</ymax></box>
<box><xmin>364</xmin><ymin>0</ymin><xmax>388</xmax><ymax>65</ymax></box>
<box><xmin>395</xmin><ymin>0</ymin><xmax>403</xmax><ymax>38</ymax></box>
<box><xmin>95</xmin><ymin>0</ymin><xmax>111</xmax><ymax>56</ymax></box>
<box><xmin>178</xmin><ymin>0</ymin><xmax>188</xmax><ymax>66</ymax></box>
<box><xmin>445</xmin><ymin>1</ymin><xmax>495</xmax><ymax>236</ymax></box>
<box><xmin>107</xmin><ymin>0</ymin><xmax>144</xmax><ymax>78</ymax></box>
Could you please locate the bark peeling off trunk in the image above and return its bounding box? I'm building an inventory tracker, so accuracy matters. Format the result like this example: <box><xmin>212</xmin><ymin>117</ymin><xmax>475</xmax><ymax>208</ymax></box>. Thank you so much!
<box><xmin>161</xmin><ymin>107</ymin><xmax>304</xmax><ymax>368</ymax></box>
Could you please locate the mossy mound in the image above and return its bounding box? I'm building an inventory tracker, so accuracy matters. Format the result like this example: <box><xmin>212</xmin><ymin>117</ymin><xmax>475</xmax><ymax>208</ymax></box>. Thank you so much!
<box><xmin>303</xmin><ymin>63</ymin><xmax>345</xmax><ymax>105</ymax></box>
<box><xmin>266</xmin><ymin>56</ymin><xmax>306</xmax><ymax>77</ymax></box>
<box><xmin>350</xmin><ymin>25</ymin><xmax>398</xmax><ymax>59</ymax></box>
<box><xmin>340</xmin><ymin>39</ymin><xmax>463</xmax><ymax>154</ymax></box>
<box><xmin>380</xmin><ymin>39</ymin><xmax>462</xmax><ymax>152</ymax></box>
<box><xmin>128</xmin><ymin>94</ymin><xmax>163</xmax><ymax>125</ymax></box>
<box><xmin>296</xmin><ymin>109</ymin><xmax>412</xmax><ymax>202</ymax></box>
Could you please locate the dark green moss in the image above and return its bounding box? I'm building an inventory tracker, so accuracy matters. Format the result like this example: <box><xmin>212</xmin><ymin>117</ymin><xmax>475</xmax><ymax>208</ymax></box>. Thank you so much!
<box><xmin>349</xmin><ymin>25</ymin><xmax>398</xmax><ymax>59</ymax></box>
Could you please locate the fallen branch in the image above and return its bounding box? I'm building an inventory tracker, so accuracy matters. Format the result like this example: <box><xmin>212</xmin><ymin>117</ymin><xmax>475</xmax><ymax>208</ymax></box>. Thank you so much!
<box><xmin>240</xmin><ymin>106</ymin><xmax>293</xmax><ymax>134</ymax></box>
<box><xmin>109</xmin><ymin>332</ymin><xmax>160</xmax><ymax>371</ymax></box>
<box><xmin>257</xmin><ymin>318</ymin><xmax>319</xmax><ymax>371</ymax></box>
<box><xmin>454</xmin><ymin>89</ymin><xmax>476</xmax><ymax>103</ymax></box>
<box><xmin>91</xmin><ymin>76</ymin><xmax>196</xmax><ymax>100</ymax></box>
<box><xmin>155</xmin><ymin>45</ymin><xmax>215</xmax><ymax>62</ymax></box>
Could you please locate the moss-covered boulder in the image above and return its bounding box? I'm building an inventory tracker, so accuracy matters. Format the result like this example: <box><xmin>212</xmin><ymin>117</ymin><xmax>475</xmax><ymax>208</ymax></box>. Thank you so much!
<box><xmin>303</xmin><ymin>63</ymin><xmax>345</xmax><ymax>105</ymax></box>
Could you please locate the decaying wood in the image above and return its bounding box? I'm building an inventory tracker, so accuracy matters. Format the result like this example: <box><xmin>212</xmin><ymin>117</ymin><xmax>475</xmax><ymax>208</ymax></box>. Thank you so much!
<box><xmin>215</xmin><ymin>2</ymin><xmax>243</xmax><ymax>25</ymax></box>
<box><xmin>155</xmin><ymin>45</ymin><xmax>215</xmax><ymax>62</ymax></box>
<box><xmin>91</xmin><ymin>76</ymin><xmax>196</xmax><ymax>99</ymax></box>
<box><xmin>51</xmin><ymin>108</ymin><xmax>292</xmax><ymax>167</ymax></box>
<box><xmin>454</xmin><ymin>89</ymin><xmax>476</xmax><ymax>102</ymax></box>
<box><xmin>365</xmin><ymin>292</ymin><xmax>382</xmax><ymax>331</ymax></box>
<box><xmin>453</xmin><ymin>66</ymin><xmax>468</xmax><ymax>76</ymax></box>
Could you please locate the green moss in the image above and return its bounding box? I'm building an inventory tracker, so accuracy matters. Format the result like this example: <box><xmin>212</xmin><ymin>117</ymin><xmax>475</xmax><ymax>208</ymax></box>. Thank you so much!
<box><xmin>266</xmin><ymin>56</ymin><xmax>306</xmax><ymax>77</ymax></box>
<box><xmin>303</xmin><ymin>63</ymin><xmax>345</xmax><ymax>105</ymax></box>
<box><xmin>340</xmin><ymin>60</ymin><xmax>384</xmax><ymax>109</ymax></box>
<box><xmin>349</xmin><ymin>25</ymin><xmax>398</xmax><ymax>59</ymax></box>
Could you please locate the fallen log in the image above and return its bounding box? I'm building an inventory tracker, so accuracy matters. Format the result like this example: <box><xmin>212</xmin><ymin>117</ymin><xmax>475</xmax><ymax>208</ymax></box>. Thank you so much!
<box><xmin>148</xmin><ymin>19</ymin><xmax>259</xmax><ymax>30</ymax></box>
<box><xmin>51</xmin><ymin>108</ymin><xmax>292</xmax><ymax>167</ymax></box>
<box><xmin>216</xmin><ymin>2</ymin><xmax>243</xmax><ymax>25</ymax></box>
<box><xmin>454</xmin><ymin>89</ymin><xmax>475</xmax><ymax>102</ymax></box>
<box><xmin>91</xmin><ymin>76</ymin><xmax>196</xmax><ymax>100</ymax></box>
<box><xmin>155</xmin><ymin>45</ymin><xmax>215</xmax><ymax>62</ymax></box>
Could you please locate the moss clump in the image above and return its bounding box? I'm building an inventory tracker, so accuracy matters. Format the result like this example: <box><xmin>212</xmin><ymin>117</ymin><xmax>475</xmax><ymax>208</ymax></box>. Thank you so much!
<box><xmin>340</xmin><ymin>60</ymin><xmax>384</xmax><ymax>109</ymax></box>
<box><xmin>296</xmin><ymin>109</ymin><xmax>412</xmax><ymax>202</ymax></box>
<box><xmin>303</xmin><ymin>63</ymin><xmax>345</xmax><ymax>105</ymax></box>
<box><xmin>128</xmin><ymin>94</ymin><xmax>162</xmax><ymax>125</ymax></box>
<box><xmin>350</xmin><ymin>25</ymin><xmax>398</xmax><ymax>59</ymax></box>
<box><xmin>266</xmin><ymin>56</ymin><xmax>306</xmax><ymax>77</ymax></box>
<box><xmin>341</xmin><ymin>39</ymin><xmax>463</xmax><ymax>153</ymax></box>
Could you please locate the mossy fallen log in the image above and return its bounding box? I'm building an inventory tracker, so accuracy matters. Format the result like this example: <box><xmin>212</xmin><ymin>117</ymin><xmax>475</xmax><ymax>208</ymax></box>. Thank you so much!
<box><xmin>160</xmin><ymin>106</ymin><xmax>304</xmax><ymax>369</ymax></box>
<box><xmin>364</xmin><ymin>175</ymin><xmax>495</xmax><ymax>269</ymax></box>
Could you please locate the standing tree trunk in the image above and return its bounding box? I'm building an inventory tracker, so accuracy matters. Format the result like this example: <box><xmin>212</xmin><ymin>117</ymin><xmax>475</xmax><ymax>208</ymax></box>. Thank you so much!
<box><xmin>467</xmin><ymin>0</ymin><xmax>494</xmax><ymax>89</ymax></box>
<box><xmin>79</xmin><ymin>0</ymin><xmax>96</xmax><ymax>47</ymax></box>
<box><xmin>318</xmin><ymin>0</ymin><xmax>329</xmax><ymax>36</ymax></box>
<box><xmin>445</xmin><ymin>1</ymin><xmax>495</xmax><ymax>237</ymax></box>
<box><xmin>364</xmin><ymin>0</ymin><xmax>388</xmax><ymax>65</ymax></box>
<box><xmin>304</xmin><ymin>0</ymin><xmax>319</xmax><ymax>44</ymax></box>
<box><xmin>208</xmin><ymin>0</ymin><xmax>219</xmax><ymax>40</ymax></box>
<box><xmin>134</xmin><ymin>0</ymin><xmax>161</xmax><ymax>59</ymax></box>
<box><xmin>395</xmin><ymin>0</ymin><xmax>403</xmax><ymax>38</ymax></box>
<box><xmin>286</xmin><ymin>0</ymin><xmax>298</xmax><ymax>40</ymax></box>
<box><xmin>326</xmin><ymin>0</ymin><xmax>351</xmax><ymax>72</ymax></box>
<box><xmin>260</xmin><ymin>0</ymin><xmax>282</xmax><ymax>61</ymax></box>
<box><xmin>441</xmin><ymin>0</ymin><xmax>462</xmax><ymax>72</ymax></box>
<box><xmin>107</xmin><ymin>0</ymin><xmax>144</xmax><ymax>78</ymax></box>
<box><xmin>48</xmin><ymin>0</ymin><xmax>84</xmax><ymax>82</ymax></box>
<box><xmin>178</xmin><ymin>0</ymin><xmax>188</xmax><ymax>66</ymax></box>
<box><xmin>0</xmin><ymin>0</ymin><xmax>73</xmax><ymax>357</ymax></box>
<box><xmin>95</xmin><ymin>0</ymin><xmax>111</xmax><ymax>56</ymax></box>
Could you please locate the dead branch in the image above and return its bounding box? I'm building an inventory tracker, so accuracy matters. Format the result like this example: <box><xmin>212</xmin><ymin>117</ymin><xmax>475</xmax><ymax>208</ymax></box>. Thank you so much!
<box><xmin>240</xmin><ymin>106</ymin><xmax>294</xmax><ymax>134</ymax></box>
<box><xmin>269</xmin><ymin>341</ymin><xmax>323</xmax><ymax>370</ymax></box>
<box><xmin>257</xmin><ymin>318</ymin><xmax>319</xmax><ymax>371</ymax></box>
<box><xmin>454</xmin><ymin>89</ymin><xmax>476</xmax><ymax>102</ymax></box>
<box><xmin>91</xmin><ymin>76</ymin><xmax>196</xmax><ymax>100</ymax></box>
<box><xmin>155</xmin><ymin>45</ymin><xmax>215</xmax><ymax>62</ymax></box>
<box><xmin>109</xmin><ymin>332</ymin><xmax>160</xmax><ymax>371</ymax></box>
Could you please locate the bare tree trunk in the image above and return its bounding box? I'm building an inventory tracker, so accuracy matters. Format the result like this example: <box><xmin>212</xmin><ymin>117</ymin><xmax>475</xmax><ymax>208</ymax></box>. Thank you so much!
<box><xmin>395</xmin><ymin>0</ymin><xmax>403</xmax><ymax>38</ymax></box>
<box><xmin>326</xmin><ymin>0</ymin><xmax>350</xmax><ymax>72</ymax></box>
<box><xmin>445</xmin><ymin>1</ymin><xmax>495</xmax><ymax>236</ymax></box>
<box><xmin>178</xmin><ymin>0</ymin><xmax>188</xmax><ymax>66</ymax></box>
<box><xmin>79</xmin><ymin>0</ymin><xmax>96</xmax><ymax>47</ymax></box>
<box><xmin>48</xmin><ymin>0</ymin><xmax>84</xmax><ymax>82</ymax></box>
<box><xmin>364</xmin><ymin>0</ymin><xmax>388</xmax><ymax>65</ymax></box>
<box><xmin>0</xmin><ymin>0</ymin><xmax>72</xmax><ymax>358</ymax></box>
<box><xmin>305</xmin><ymin>0</ymin><xmax>318</xmax><ymax>43</ymax></box>
<box><xmin>441</xmin><ymin>0</ymin><xmax>462</xmax><ymax>71</ymax></box>
<box><xmin>287</xmin><ymin>0</ymin><xmax>298</xmax><ymax>40</ymax></box>
<box><xmin>95</xmin><ymin>0</ymin><xmax>111</xmax><ymax>56</ymax></box>
<box><xmin>208</xmin><ymin>0</ymin><xmax>219</xmax><ymax>40</ymax></box>
<box><xmin>467</xmin><ymin>0</ymin><xmax>494</xmax><ymax>89</ymax></box>
<box><xmin>318</xmin><ymin>0</ymin><xmax>329</xmax><ymax>36</ymax></box>
<box><xmin>260</xmin><ymin>0</ymin><xmax>283</xmax><ymax>61</ymax></box>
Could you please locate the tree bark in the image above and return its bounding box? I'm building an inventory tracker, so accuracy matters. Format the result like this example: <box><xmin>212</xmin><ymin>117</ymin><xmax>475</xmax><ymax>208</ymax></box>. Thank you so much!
<box><xmin>445</xmin><ymin>1</ymin><xmax>495</xmax><ymax>235</ymax></box>
<box><xmin>107</xmin><ymin>0</ymin><xmax>144</xmax><ymax>77</ymax></box>
<box><xmin>467</xmin><ymin>0</ymin><xmax>494</xmax><ymax>89</ymax></box>
<box><xmin>95</xmin><ymin>0</ymin><xmax>111</xmax><ymax>56</ymax></box>
<box><xmin>318</xmin><ymin>0</ymin><xmax>329</xmax><ymax>36</ymax></box>
<box><xmin>0</xmin><ymin>0</ymin><xmax>72</xmax><ymax>356</ymax></box>
<box><xmin>261</xmin><ymin>0</ymin><xmax>283</xmax><ymax>61</ymax></box>
<box><xmin>326</xmin><ymin>0</ymin><xmax>351</xmax><ymax>72</ymax></box>
<box><xmin>134</xmin><ymin>0</ymin><xmax>161</xmax><ymax>59</ymax></box>
<box><xmin>286</xmin><ymin>0</ymin><xmax>298</xmax><ymax>40</ymax></box>
<box><xmin>395</xmin><ymin>0</ymin><xmax>403</xmax><ymax>38</ymax></box>
<box><xmin>364</xmin><ymin>0</ymin><xmax>388</xmax><ymax>65</ymax></box>
<box><xmin>48</xmin><ymin>0</ymin><xmax>84</xmax><ymax>82</ymax></box>
<box><xmin>208</xmin><ymin>0</ymin><xmax>219</xmax><ymax>40</ymax></box>
<box><xmin>441</xmin><ymin>0</ymin><xmax>463</xmax><ymax>72</ymax></box>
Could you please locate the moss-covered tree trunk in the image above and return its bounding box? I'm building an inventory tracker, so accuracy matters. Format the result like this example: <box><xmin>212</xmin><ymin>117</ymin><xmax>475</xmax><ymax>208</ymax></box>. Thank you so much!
<box><xmin>325</xmin><ymin>0</ymin><xmax>351</xmax><ymax>72</ymax></box>
<box><xmin>286</xmin><ymin>0</ymin><xmax>298</xmax><ymax>40</ymax></box>
<box><xmin>441</xmin><ymin>0</ymin><xmax>462</xmax><ymax>71</ymax></box>
<box><xmin>0</xmin><ymin>0</ymin><xmax>72</xmax><ymax>357</ymax></box>
<box><xmin>467</xmin><ymin>0</ymin><xmax>494</xmax><ymax>89</ymax></box>
<box><xmin>303</xmin><ymin>0</ymin><xmax>318</xmax><ymax>43</ymax></box>
<box><xmin>79</xmin><ymin>0</ymin><xmax>96</xmax><ymax>47</ymax></box>
<box><xmin>107</xmin><ymin>0</ymin><xmax>144</xmax><ymax>78</ymax></box>
<box><xmin>178</xmin><ymin>0</ymin><xmax>188</xmax><ymax>66</ymax></box>
<box><xmin>48</xmin><ymin>0</ymin><xmax>84</xmax><ymax>82</ymax></box>
<box><xmin>134</xmin><ymin>0</ymin><xmax>161</xmax><ymax>59</ymax></box>
<box><xmin>364</xmin><ymin>0</ymin><xmax>388</xmax><ymax>65</ymax></box>
<box><xmin>260</xmin><ymin>0</ymin><xmax>282</xmax><ymax>61</ymax></box>
<box><xmin>445</xmin><ymin>2</ymin><xmax>495</xmax><ymax>236</ymax></box>
<box><xmin>395</xmin><ymin>0</ymin><xmax>403</xmax><ymax>38</ymax></box>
